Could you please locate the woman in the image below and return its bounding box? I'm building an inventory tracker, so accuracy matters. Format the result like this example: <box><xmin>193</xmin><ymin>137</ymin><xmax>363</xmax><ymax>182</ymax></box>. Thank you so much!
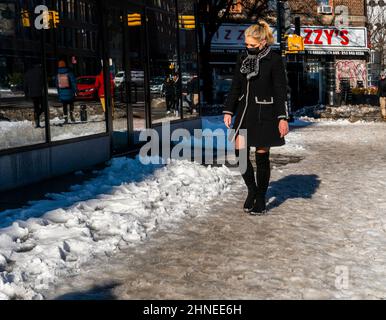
<box><xmin>56</xmin><ymin>60</ymin><xmax>77</xmax><ymax>124</ymax></box>
<box><xmin>223</xmin><ymin>21</ymin><xmax>290</xmax><ymax>215</ymax></box>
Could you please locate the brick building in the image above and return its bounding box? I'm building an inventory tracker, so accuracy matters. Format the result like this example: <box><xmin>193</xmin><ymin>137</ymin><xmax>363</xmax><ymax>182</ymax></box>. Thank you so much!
<box><xmin>208</xmin><ymin>0</ymin><xmax>369</xmax><ymax>107</ymax></box>
<box><xmin>286</xmin><ymin>0</ymin><xmax>369</xmax><ymax>106</ymax></box>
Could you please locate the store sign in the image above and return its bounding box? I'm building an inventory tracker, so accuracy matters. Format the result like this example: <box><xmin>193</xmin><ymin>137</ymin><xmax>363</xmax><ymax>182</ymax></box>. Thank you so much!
<box><xmin>305</xmin><ymin>50</ymin><xmax>366</xmax><ymax>56</ymax></box>
<box><xmin>303</xmin><ymin>27</ymin><xmax>367</xmax><ymax>49</ymax></box>
<box><xmin>210</xmin><ymin>24</ymin><xmax>277</xmax><ymax>50</ymax></box>
<box><xmin>210</xmin><ymin>24</ymin><xmax>369</xmax><ymax>54</ymax></box>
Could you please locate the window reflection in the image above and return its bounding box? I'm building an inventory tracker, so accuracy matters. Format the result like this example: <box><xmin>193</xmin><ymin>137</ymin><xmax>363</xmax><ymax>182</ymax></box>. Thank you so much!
<box><xmin>0</xmin><ymin>1</ymin><xmax>46</xmax><ymax>150</ymax></box>
<box><xmin>45</xmin><ymin>0</ymin><xmax>107</xmax><ymax>142</ymax></box>
<box><xmin>147</xmin><ymin>5</ymin><xmax>181</xmax><ymax>125</ymax></box>
<box><xmin>178</xmin><ymin>0</ymin><xmax>200</xmax><ymax>119</ymax></box>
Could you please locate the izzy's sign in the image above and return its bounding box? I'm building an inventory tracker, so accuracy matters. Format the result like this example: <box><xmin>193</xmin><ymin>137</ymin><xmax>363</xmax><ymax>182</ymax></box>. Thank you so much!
<box><xmin>302</xmin><ymin>27</ymin><xmax>367</xmax><ymax>49</ymax></box>
<box><xmin>210</xmin><ymin>24</ymin><xmax>368</xmax><ymax>54</ymax></box>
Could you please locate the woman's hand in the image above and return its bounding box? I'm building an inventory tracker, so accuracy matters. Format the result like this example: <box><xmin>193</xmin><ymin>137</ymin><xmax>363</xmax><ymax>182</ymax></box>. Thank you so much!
<box><xmin>279</xmin><ymin>119</ymin><xmax>289</xmax><ymax>138</ymax></box>
<box><xmin>224</xmin><ymin>114</ymin><xmax>232</xmax><ymax>129</ymax></box>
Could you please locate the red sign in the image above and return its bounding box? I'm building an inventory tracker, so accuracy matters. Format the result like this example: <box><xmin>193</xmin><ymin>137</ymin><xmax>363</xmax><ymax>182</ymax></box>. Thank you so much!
<box><xmin>303</xmin><ymin>29</ymin><xmax>349</xmax><ymax>46</ymax></box>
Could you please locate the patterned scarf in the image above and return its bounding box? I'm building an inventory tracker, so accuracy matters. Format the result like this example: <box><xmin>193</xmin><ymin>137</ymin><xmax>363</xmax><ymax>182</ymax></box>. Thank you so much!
<box><xmin>240</xmin><ymin>45</ymin><xmax>271</xmax><ymax>80</ymax></box>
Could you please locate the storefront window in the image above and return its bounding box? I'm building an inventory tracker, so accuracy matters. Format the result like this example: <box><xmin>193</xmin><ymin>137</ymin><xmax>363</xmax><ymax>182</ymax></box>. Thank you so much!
<box><xmin>304</xmin><ymin>60</ymin><xmax>322</xmax><ymax>106</ymax></box>
<box><xmin>126</xmin><ymin>4</ymin><xmax>146</xmax><ymax>139</ymax></box>
<box><xmin>0</xmin><ymin>0</ymin><xmax>200</xmax><ymax>153</ymax></box>
<box><xmin>146</xmin><ymin>4</ymin><xmax>180</xmax><ymax>125</ymax></box>
<box><xmin>108</xmin><ymin>3</ymin><xmax>134</xmax><ymax>152</ymax></box>
<box><xmin>0</xmin><ymin>0</ymin><xmax>46</xmax><ymax>150</ymax></box>
<box><xmin>178</xmin><ymin>0</ymin><xmax>200</xmax><ymax>119</ymax></box>
<box><xmin>44</xmin><ymin>0</ymin><xmax>107</xmax><ymax>142</ymax></box>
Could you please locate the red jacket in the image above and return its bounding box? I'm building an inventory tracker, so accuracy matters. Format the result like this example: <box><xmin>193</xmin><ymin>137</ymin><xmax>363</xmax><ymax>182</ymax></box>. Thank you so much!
<box><xmin>95</xmin><ymin>72</ymin><xmax>114</xmax><ymax>98</ymax></box>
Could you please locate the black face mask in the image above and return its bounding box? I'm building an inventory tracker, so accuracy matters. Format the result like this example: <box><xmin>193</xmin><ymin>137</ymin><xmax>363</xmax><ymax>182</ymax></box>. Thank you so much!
<box><xmin>246</xmin><ymin>46</ymin><xmax>262</xmax><ymax>55</ymax></box>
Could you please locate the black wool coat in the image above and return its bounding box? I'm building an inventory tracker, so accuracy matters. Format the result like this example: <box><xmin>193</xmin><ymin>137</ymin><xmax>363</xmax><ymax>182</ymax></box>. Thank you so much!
<box><xmin>379</xmin><ymin>79</ymin><xmax>386</xmax><ymax>98</ymax></box>
<box><xmin>23</xmin><ymin>66</ymin><xmax>44</xmax><ymax>99</ymax></box>
<box><xmin>223</xmin><ymin>49</ymin><xmax>289</xmax><ymax>148</ymax></box>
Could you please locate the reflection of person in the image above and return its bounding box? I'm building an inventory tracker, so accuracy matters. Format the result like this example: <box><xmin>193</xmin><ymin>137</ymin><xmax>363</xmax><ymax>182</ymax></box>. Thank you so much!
<box><xmin>163</xmin><ymin>76</ymin><xmax>175</xmax><ymax>114</ymax></box>
<box><xmin>56</xmin><ymin>60</ymin><xmax>77</xmax><ymax>124</ymax></box>
<box><xmin>24</xmin><ymin>64</ymin><xmax>44</xmax><ymax>128</ymax></box>
<box><xmin>223</xmin><ymin>21</ymin><xmax>290</xmax><ymax>215</ymax></box>
<box><xmin>172</xmin><ymin>72</ymin><xmax>181</xmax><ymax>115</ymax></box>
<box><xmin>378</xmin><ymin>71</ymin><xmax>386</xmax><ymax>121</ymax></box>
<box><xmin>186</xmin><ymin>74</ymin><xmax>199</xmax><ymax>114</ymax></box>
<box><xmin>95</xmin><ymin>70</ymin><xmax>115</xmax><ymax>113</ymax></box>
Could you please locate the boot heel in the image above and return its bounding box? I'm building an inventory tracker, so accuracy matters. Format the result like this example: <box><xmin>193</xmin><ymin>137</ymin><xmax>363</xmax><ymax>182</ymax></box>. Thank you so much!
<box><xmin>250</xmin><ymin>195</ymin><xmax>267</xmax><ymax>215</ymax></box>
<box><xmin>243</xmin><ymin>189</ymin><xmax>256</xmax><ymax>212</ymax></box>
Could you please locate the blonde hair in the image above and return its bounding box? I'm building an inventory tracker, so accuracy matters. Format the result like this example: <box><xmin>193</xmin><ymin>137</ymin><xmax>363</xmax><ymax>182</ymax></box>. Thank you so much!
<box><xmin>244</xmin><ymin>21</ymin><xmax>275</xmax><ymax>45</ymax></box>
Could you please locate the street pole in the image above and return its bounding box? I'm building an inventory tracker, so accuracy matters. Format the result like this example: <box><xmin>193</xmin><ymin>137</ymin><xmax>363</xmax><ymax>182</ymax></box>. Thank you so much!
<box><xmin>277</xmin><ymin>0</ymin><xmax>293</xmax><ymax>121</ymax></box>
<box><xmin>294</xmin><ymin>16</ymin><xmax>302</xmax><ymax>110</ymax></box>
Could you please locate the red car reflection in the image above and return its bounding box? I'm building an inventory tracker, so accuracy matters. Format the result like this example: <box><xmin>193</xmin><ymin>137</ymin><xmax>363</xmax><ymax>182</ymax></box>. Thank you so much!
<box><xmin>76</xmin><ymin>76</ymin><xmax>98</xmax><ymax>100</ymax></box>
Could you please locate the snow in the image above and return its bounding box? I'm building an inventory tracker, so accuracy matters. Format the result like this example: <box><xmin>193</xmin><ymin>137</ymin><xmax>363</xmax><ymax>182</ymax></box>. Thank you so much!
<box><xmin>1</xmin><ymin>115</ymin><xmax>386</xmax><ymax>299</ymax></box>
<box><xmin>296</xmin><ymin>116</ymin><xmax>373</xmax><ymax>125</ymax></box>
<box><xmin>0</xmin><ymin>117</ymin><xmax>148</xmax><ymax>149</ymax></box>
<box><xmin>0</xmin><ymin>156</ymin><xmax>234</xmax><ymax>300</ymax></box>
<box><xmin>53</xmin><ymin>117</ymin><xmax>385</xmax><ymax>300</ymax></box>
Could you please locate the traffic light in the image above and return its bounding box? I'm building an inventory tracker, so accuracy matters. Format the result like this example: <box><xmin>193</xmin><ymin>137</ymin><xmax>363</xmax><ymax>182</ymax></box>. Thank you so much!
<box><xmin>128</xmin><ymin>13</ymin><xmax>141</xmax><ymax>27</ymax></box>
<box><xmin>21</xmin><ymin>9</ymin><xmax>31</xmax><ymax>27</ymax></box>
<box><xmin>179</xmin><ymin>15</ymin><xmax>195</xmax><ymax>29</ymax></box>
<box><xmin>50</xmin><ymin>10</ymin><xmax>60</xmax><ymax>28</ymax></box>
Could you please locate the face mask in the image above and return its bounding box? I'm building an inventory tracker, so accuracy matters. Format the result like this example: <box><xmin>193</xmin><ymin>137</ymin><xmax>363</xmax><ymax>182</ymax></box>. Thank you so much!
<box><xmin>246</xmin><ymin>47</ymin><xmax>261</xmax><ymax>55</ymax></box>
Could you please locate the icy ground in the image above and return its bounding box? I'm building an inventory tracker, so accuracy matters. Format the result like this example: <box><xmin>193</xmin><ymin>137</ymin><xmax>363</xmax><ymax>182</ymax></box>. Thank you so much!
<box><xmin>1</xmin><ymin>117</ymin><xmax>386</xmax><ymax>299</ymax></box>
<box><xmin>0</xmin><ymin>156</ymin><xmax>234</xmax><ymax>299</ymax></box>
<box><xmin>49</xmin><ymin>118</ymin><xmax>386</xmax><ymax>300</ymax></box>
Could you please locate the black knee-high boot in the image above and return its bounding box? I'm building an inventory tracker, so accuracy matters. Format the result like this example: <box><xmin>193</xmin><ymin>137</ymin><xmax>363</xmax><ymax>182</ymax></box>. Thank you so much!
<box><xmin>235</xmin><ymin>148</ymin><xmax>257</xmax><ymax>212</ymax></box>
<box><xmin>251</xmin><ymin>151</ymin><xmax>271</xmax><ymax>214</ymax></box>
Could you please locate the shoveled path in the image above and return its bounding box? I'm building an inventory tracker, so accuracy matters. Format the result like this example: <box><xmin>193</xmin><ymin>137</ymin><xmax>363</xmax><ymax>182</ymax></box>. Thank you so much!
<box><xmin>48</xmin><ymin>121</ymin><xmax>386</xmax><ymax>300</ymax></box>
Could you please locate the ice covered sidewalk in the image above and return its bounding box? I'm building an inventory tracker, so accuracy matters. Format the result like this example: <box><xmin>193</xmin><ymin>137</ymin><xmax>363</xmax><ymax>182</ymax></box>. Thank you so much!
<box><xmin>0</xmin><ymin>156</ymin><xmax>234</xmax><ymax>299</ymax></box>
<box><xmin>1</xmin><ymin>117</ymin><xmax>386</xmax><ymax>300</ymax></box>
<box><xmin>46</xmin><ymin>119</ymin><xmax>386</xmax><ymax>300</ymax></box>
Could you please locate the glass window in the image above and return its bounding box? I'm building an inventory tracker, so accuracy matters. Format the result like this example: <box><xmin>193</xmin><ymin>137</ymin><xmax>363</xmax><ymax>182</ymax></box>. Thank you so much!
<box><xmin>146</xmin><ymin>5</ymin><xmax>181</xmax><ymax>125</ymax></box>
<box><xmin>0</xmin><ymin>0</ymin><xmax>47</xmax><ymax>150</ymax></box>
<box><xmin>44</xmin><ymin>0</ymin><xmax>107</xmax><ymax>142</ymax></box>
<box><xmin>107</xmin><ymin>5</ymin><xmax>131</xmax><ymax>152</ymax></box>
<box><xmin>178</xmin><ymin>0</ymin><xmax>200</xmax><ymax>119</ymax></box>
<box><xmin>126</xmin><ymin>5</ymin><xmax>147</xmax><ymax>139</ymax></box>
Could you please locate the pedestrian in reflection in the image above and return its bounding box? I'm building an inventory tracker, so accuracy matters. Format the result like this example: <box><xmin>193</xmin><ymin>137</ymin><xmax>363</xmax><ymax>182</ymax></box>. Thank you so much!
<box><xmin>172</xmin><ymin>72</ymin><xmax>181</xmax><ymax>116</ymax></box>
<box><xmin>56</xmin><ymin>60</ymin><xmax>77</xmax><ymax>124</ymax></box>
<box><xmin>95</xmin><ymin>69</ymin><xmax>115</xmax><ymax>114</ymax></box>
<box><xmin>223</xmin><ymin>21</ymin><xmax>290</xmax><ymax>215</ymax></box>
<box><xmin>163</xmin><ymin>76</ymin><xmax>175</xmax><ymax>115</ymax></box>
<box><xmin>186</xmin><ymin>74</ymin><xmax>199</xmax><ymax>114</ymax></box>
<box><xmin>24</xmin><ymin>64</ymin><xmax>44</xmax><ymax>128</ymax></box>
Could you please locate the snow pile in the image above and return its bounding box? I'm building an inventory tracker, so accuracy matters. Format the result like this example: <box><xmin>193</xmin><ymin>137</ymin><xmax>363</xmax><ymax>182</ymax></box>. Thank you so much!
<box><xmin>294</xmin><ymin>103</ymin><xmax>383</xmax><ymax>123</ymax></box>
<box><xmin>0</xmin><ymin>156</ymin><xmax>234</xmax><ymax>300</ymax></box>
<box><xmin>0</xmin><ymin>120</ymin><xmax>45</xmax><ymax>149</ymax></box>
<box><xmin>296</xmin><ymin>116</ymin><xmax>371</xmax><ymax>125</ymax></box>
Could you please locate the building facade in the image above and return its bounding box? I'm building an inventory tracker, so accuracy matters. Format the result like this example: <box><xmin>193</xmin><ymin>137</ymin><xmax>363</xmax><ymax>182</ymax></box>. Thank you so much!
<box><xmin>289</xmin><ymin>0</ymin><xmax>369</xmax><ymax>106</ymax></box>
<box><xmin>0</xmin><ymin>0</ymin><xmax>200</xmax><ymax>191</ymax></box>
<box><xmin>206</xmin><ymin>0</ymin><xmax>370</xmax><ymax>108</ymax></box>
